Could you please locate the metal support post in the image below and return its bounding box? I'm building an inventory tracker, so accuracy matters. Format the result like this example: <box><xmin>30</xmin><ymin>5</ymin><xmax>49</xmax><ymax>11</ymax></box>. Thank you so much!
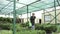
<box><xmin>13</xmin><ymin>0</ymin><xmax>16</xmax><ymax>34</ymax></box>
<box><xmin>27</xmin><ymin>5</ymin><xmax>29</xmax><ymax>22</ymax></box>
<box><xmin>54</xmin><ymin>0</ymin><xmax>57</xmax><ymax>24</ymax></box>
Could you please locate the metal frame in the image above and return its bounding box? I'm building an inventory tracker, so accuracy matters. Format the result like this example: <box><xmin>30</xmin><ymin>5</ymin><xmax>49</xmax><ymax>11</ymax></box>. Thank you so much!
<box><xmin>43</xmin><ymin>9</ymin><xmax>45</xmax><ymax>23</ymax></box>
<box><xmin>0</xmin><ymin>0</ymin><xmax>58</xmax><ymax>15</ymax></box>
<box><xmin>13</xmin><ymin>0</ymin><xmax>16</xmax><ymax>34</ymax></box>
<box><xmin>27</xmin><ymin>5</ymin><xmax>29</xmax><ymax>21</ymax></box>
<box><xmin>57</xmin><ymin>0</ymin><xmax>60</xmax><ymax>6</ymax></box>
<box><xmin>0</xmin><ymin>0</ymin><xmax>60</xmax><ymax>34</ymax></box>
<box><xmin>0</xmin><ymin>2</ymin><xmax>11</xmax><ymax>11</ymax></box>
<box><xmin>54</xmin><ymin>0</ymin><xmax>57</xmax><ymax>24</ymax></box>
<box><xmin>43</xmin><ymin>0</ymin><xmax>60</xmax><ymax>24</ymax></box>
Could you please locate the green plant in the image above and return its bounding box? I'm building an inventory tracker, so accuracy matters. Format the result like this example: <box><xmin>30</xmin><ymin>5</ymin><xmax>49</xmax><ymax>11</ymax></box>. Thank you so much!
<box><xmin>43</xmin><ymin>24</ymin><xmax>57</xmax><ymax>32</ymax></box>
<box><xmin>0</xmin><ymin>24</ymin><xmax>10</xmax><ymax>30</ymax></box>
<box><xmin>0</xmin><ymin>17</ymin><xmax>3</xmax><ymax>21</ymax></box>
<box><xmin>37</xmin><ymin>30</ymin><xmax>46</xmax><ymax>34</ymax></box>
<box><xmin>20</xmin><ymin>21</ymin><xmax>29</xmax><ymax>27</ymax></box>
<box><xmin>35</xmin><ymin>24</ymin><xmax>44</xmax><ymax>30</ymax></box>
<box><xmin>35</xmin><ymin>23</ymin><xmax>57</xmax><ymax>32</ymax></box>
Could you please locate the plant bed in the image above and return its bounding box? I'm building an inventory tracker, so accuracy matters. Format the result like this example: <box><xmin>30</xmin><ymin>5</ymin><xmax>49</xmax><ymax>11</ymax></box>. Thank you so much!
<box><xmin>35</xmin><ymin>24</ymin><xmax>57</xmax><ymax>34</ymax></box>
<box><xmin>0</xmin><ymin>24</ymin><xmax>11</xmax><ymax>30</ymax></box>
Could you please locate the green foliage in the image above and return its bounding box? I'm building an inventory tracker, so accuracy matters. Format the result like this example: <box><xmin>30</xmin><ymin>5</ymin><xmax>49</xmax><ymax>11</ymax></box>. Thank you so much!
<box><xmin>0</xmin><ymin>23</ymin><xmax>10</xmax><ymax>30</ymax></box>
<box><xmin>20</xmin><ymin>23</ymin><xmax>27</xmax><ymax>27</ymax></box>
<box><xmin>26</xmin><ymin>21</ymin><xmax>29</xmax><ymax>26</ymax></box>
<box><xmin>17</xmin><ymin>30</ymin><xmax>46</xmax><ymax>34</ymax></box>
<box><xmin>35</xmin><ymin>23</ymin><xmax>57</xmax><ymax>32</ymax></box>
<box><xmin>35</xmin><ymin>24</ymin><xmax>44</xmax><ymax>30</ymax></box>
<box><xmin>0</xmin><ymin>17</ymin><xmax>3</xmax><ymax>21</ymax></box>
<box><xmin>6</xmin><ymin>18</ymin><xmax>11</xmax><ymax>22</ymax></box>
<box><xmin>37</xmin><ymin>30</ymin><xmax>46</xmax><ymax>34</ymax></box>
<box><xmin>0</xmin><ymin>17</ymin><xmax>20</xmax><ymax>23</ymax></box>
<box><xmin>43</xmin><ymin>24</ymin><xmax>57</xmax><ymax>32</ymax></box>
<box><xmin>0</xmin><ymin>30</ymin><xmax>46</xmax><ymax>34</ymax></box>
<box><xmin>0</xmin><ymin>17</ymin><xmax>13</xmax><ymax>23</ymax></box>
<box><xmin>0</xmin><ymin>30</ymin><xmax>12</xmax><ymax>34</ymax></box>
<box><xmin>20</xmin><ymin>21</ymin><xmax>29</xmax><ymax>27</ymax></box>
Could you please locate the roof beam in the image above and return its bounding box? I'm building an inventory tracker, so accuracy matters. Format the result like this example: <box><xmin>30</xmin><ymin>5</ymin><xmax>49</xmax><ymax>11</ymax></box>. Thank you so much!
<box><xmin>17</xmin><ymin>1</ymin><xmax>55</xmax><ymax>11</ymax></box>
<box><xmin>13</xmin><ymin>1</ymin><xmax>57</xmax><ymax>15</ymax></box>
<box><xmin>7</xmin><ymin>0</ymin><xmax>45</xmax><ymax>11</ymax></box>
<box><xmin>15</xmin><ymin>0</ymin><xmax>41</xmax><ymax>10</ymax></box>
<box><xmin>8</xmin><ymin>5</ymin><xmax>58</xmax><ymax>15</ymax></box>
<box><xmin>16</xmin><ymin>0</ymin><xmax>57</xmax><ymax>10</ymax></box>
<box><xmin>57</xmin><ymin>0</ymin><xmax>60</xmax><ymax>6</ymax></box>
<box><xmin>4</xmin><ymin>0</ymin><xmax>59</xmax><ymax>15</ymax></box>
<box><xmin>7</xmin><ymin>1</ymin><xmax>58</xmax><ymax>15</ymax></box>
<box><xmin>29</xmin><ymin>2</ymin><xmax>55</xmax><ymax>10</ymax></box>
<box><xmin>0</xmin><ymin>2</ymin><xmax>11</xmax><ymax>11</ymax></box>
<box><xmin>28</xmin><ymin>0</ymin><xmax>41</xmax><ymax>6</ymax></box>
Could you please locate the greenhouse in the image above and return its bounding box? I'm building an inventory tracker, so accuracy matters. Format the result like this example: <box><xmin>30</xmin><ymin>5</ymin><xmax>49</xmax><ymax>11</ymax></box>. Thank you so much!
<box><xmin>0</xmin><ymin>0</ymin><xmax>60</xmax><ymax>34</ymax></box>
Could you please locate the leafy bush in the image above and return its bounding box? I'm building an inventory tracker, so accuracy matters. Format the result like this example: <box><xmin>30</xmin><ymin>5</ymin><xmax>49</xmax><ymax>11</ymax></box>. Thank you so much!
<box><xmin>0</xmin><ymin>30</ymin><xmax>45</xmax><ymax>34</ymax></box>
<box><xmin>0</xmin><ymin>17</ymin><xmax>12</xmax><ymax>23</ymax></box>
<box><xmin>43</xmin><ymin>24</ymin><xmax>57</xmax><ymax>32</ymax></box>
<box><xmin>35</xmin><ymin>24</ymin><xmax>44</xmax><ymax>30</ymax></box>
<box><xmin>0</xmin><ymin>17</ymin><xmax>21</xmax><ymax>23</ymax></box>
<box><xmin>20</xmin><ymin>23</ymin><xmax>27</xmax><ymax>27</ymax></box>
<box><xmin>0</xmin><ymin>24</ymin><xmax>10</xmax><ymax>30</ymax></box>
<box><xmin>37</xmin><ymin>30</ymin><xmax>46</xmax><ymax>34</ymax></box>
<box><xmin>0</xmin><ymin>17</ymin><xmax>3</xmax><ymax>21</ymax></box>
<box><xmin>20</xmin><ymin>21</ymin><xmax>29</xmax><ymax>27</ymax></box>
<box><xmin>17</xmin><ymin>30</ymin><xmax>46</xmax><ymax>34</ymax></box>
<box><xmin>35</xmin><ymin>23</ymin><xmax>57</xmax><ymax>32</ymax></box>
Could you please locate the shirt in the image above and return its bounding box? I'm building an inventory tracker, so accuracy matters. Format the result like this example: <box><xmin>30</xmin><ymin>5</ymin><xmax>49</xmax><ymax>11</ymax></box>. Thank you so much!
<box><xmin>30</xmin><ymin>16</ymin><xmax>36</xmax><ymax>25</ymax></box>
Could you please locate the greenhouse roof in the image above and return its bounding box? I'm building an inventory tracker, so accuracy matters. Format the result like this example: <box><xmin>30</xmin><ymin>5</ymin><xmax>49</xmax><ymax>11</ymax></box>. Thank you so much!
<box><xmin>0</xmin><ymin>0</ymin><xmax>60</xmax><ymax>15</ymax></box>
